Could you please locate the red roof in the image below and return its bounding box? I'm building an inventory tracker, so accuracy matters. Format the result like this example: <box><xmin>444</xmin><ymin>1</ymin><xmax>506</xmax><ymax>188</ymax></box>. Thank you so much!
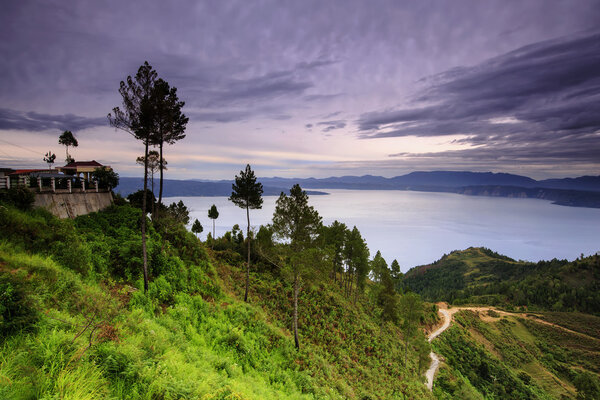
<box><xmin>62</xmin><ymin>160</ymin><xmax>103</xmax><ymax>168</ymax></box>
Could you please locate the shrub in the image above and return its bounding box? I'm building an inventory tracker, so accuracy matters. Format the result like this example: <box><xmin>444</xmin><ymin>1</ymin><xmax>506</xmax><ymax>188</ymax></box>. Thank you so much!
<box><xmin>0</xmin><ymin>273</ymin><xmax>38</xmax><ymax>337</ymax></box>
<box><xmin>0</xmin><ymin>186</ymin><xmax>35</xmax><ymax>210</ymax></box>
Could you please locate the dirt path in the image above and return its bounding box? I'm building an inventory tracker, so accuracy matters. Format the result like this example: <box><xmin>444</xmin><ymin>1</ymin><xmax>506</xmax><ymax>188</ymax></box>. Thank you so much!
<box><xmin>425</xmin><ymin>308</ymin><xmax>450</xmax><ymax>390</ymax></box>
<box><xmin>424</xmin><ymin>303</ymin><xmax>599</xmax><ymax>391</ymax></box>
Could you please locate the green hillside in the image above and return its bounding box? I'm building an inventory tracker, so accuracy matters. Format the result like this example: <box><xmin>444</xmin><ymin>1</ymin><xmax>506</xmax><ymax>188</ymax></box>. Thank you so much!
<box><xmin>432</xmin><ymin>309</ymin><xmax>600</xmax><ymax>399</ymax></box>
<box><xmin>403</xmin><ymin>247</ymin><xmax>600</xmax><ymax>314</ymax></box>
<box><xmin>0</xmin><ymin>201</ymin><xmax>434</xmax><ymax>399</ymax></box>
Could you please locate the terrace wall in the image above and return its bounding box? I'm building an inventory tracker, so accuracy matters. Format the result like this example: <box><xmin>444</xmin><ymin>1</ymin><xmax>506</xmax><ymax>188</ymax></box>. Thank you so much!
<box><xmin>34</xmin><ymin>191</ymin><xmax>113</xmax><ymax>219</ymax></box>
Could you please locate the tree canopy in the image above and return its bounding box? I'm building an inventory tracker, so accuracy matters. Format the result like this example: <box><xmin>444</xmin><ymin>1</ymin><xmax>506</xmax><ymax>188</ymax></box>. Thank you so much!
<box><xmin>92</xmin><ymin>167</ymin><xmax>119</xmax><ymax>189</ymax></box>
<box><xmin>58</xmin><ymin>130</ymin><xmax>78</xmax><ymax>162</ymax></box>
<box><xmin>43</xmin><ymin>151</ymin><xmax>56</xmax><ymax>169</ymax></box>
<box><xmin>108</xmin><ymin>61</ymin><xmax>158</xmax><ymax>293</ymax></box>
<box><xmin>271</xmin><ymin>184</ymin><xmax>323</xmax><ymax>349</ymax></box>
<box><xmin>191</xmin><ymin>219</ymin><xmax>203</xmax><ymax>237</ymax></box>
<box><xmin>272</xmin><ymin>184</ymin><xmax>322</xmax><ymax>251</ymax></box>
<box><xmin>151</xmin><ymin>78</ymin><xmax>188</xmax><ymax>208</ymax></box>
<box><xmin>229</xmin><ymin>164</ymin><xmax>264</xmax><ymax>211</ymax></box>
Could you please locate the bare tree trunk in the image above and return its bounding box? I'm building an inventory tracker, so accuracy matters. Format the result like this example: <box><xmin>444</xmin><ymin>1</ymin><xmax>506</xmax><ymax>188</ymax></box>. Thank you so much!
<box><xmin>293</xmin><ymin>270</ymin><xmax>300</xmax><ymax>350</ymax></box>
<box><xmin>244</xmin><ymin>204</ymin><xmax>250</xmax><ymax>302</ymax></box>
<box><xmin>141</xmin><ymin>140</ymin><xmax>149</xmax><ymax>293</ymax></box>
<box><xmin>158</xmin><ymin>140</ymin><xmax>164</xmax><ymax>209</ymax></box>
<box><xmin>151</xmin><ymin>169</ymin><xmax>155</xmax><ymax>218</ymax></box>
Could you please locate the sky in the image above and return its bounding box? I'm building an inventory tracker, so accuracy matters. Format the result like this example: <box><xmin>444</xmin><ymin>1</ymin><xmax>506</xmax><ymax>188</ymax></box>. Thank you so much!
<box><xmin>1</xmin><ymin>0</ymin><xmax>599</xmax><ymax>180</ymax></box>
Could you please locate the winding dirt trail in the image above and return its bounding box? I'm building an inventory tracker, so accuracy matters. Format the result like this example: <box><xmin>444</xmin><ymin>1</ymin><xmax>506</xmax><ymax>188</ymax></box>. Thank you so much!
<box><xmin>424</xmin><ymin>304</ymin><xmax>599</xmax><ymax>391</ymax></box>
<box><xmin>425</xmin><ymin>308</ymin><xmax>450</xmax><ymax>390</ymax></box>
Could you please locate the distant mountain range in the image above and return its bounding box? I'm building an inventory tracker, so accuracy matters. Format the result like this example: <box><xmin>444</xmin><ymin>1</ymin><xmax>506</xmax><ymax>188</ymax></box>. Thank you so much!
<box><xmin>255</xmin><ymin>171</ymin><xmax>600</xmax><ymax>192</ymax></box>
<box><xmin>114</xmin><ymin>178</ymin><xmax>328</xmax><ymax>198</ymax></box>
<box><xmin>114</xmin><ymin>171</ymin><xmax>600</xmax><ymax>208</ymax></box>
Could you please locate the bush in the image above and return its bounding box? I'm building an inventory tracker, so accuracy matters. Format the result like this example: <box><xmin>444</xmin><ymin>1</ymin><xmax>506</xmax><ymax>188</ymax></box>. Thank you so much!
<box><xmin>0</xmin><ymin>186</ymin><xmax>35</xmax><ymax>210</ymax></box>
<box><xmin>0</xmin><ymin>273</ymin><xmax>38</xmax><ymax>337</ymax></box>
<box><xmin>127</xmin><ymin>189</ymin><xmax>155</xmax><ymax>213</ymax></box>
<box><xmin>0</xmin><ymin>205</ymin><xmax>92</xmax><ymax>275</ymax></box>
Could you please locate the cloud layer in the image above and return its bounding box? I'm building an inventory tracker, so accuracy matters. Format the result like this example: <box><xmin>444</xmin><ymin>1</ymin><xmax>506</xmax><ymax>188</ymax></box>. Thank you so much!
<box><xmin>1</xmin><ymin>1</ymin><xmax>599</xmax><ymax>178</ymax></box>
<box><xmin>359</xmin><ymin>31</ymin><xmax>600</xmax><ymax>165</ymax></box>
<box><xmin>0</xmin><ymin>108</ymin><xmax>106</xmax><ymax>132</ymax></box>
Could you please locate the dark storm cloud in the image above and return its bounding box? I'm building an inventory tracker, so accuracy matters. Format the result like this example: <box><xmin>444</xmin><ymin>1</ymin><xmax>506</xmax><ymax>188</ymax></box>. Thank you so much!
<box><xmin>0</xmin><ymin>108</ymin><xmax>106</xmax><ymax>132</ymax></box>
<box><xmin>360</xmin><ymin>31</ymin><xmax>600</xmax><ymax>162</ymax></box>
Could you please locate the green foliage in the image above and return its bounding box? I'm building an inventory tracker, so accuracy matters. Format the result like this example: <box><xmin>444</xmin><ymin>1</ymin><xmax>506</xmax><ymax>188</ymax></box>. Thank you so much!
<box><xmin>208</xmin><ymin>204</ymin><xmax>219</xmax><ymax>220</ymax></box>
<box><xmin>318</xmin><ymin>220</ymin><xmax>348</xmax><ymax>280</ymax></box>
<box><xmin>432</xmin><ymin>309</ymin><xmax>600</xmax><ymax>399</ymax></box>
<box><xmin>0</xmin><ymin>204</ymin><xmax>92</xmax><ymax>274</ymax></box>
<box><xmin>534</xmin><ymin>312</ymin><xmax>600</xmax><ymax>339</ymax></box>
<box><xmin>344</xmin><ymin>226</ymin><xmax>369</xmax><ymax>294</ymax></box>
<box><xmin>0</xmin><ymin>198</ymin><xmax>443</xmax><ymax>399</ymax></box>
<box><xmin>92</xmin><ymin>166</ymin><xmax>120</xmax><ymax>189</ymax></box>
<box><xmin>167</xmin><ymin>199</ymin><xmax>190</xmax><ymax>225</ymax></box>
<box><xmin>192</xmin><ymin>218</ymin><xmax>203</xmax><ymax>236</ymax></box>
<box><xmin>433</xmin><ymin>317</ymin><xmax>542</xmax><ymax>399</ymax></box>
<box><xmin>126</xmin><ymin>189</ymin><xmax>155</xmax><ymax>212</ymax></box>
<box><xmin>0</xmin><ymin>186</ymin><xmax>35</xmax><ymax>210</ymax></box>
<box><xmin>377</xmin><ymin>268</ymin><xmax>399</xmax><ymax>323</ymax></box>
<box><xmin>399</xmin><ymin>292</ymin><xmax>424</xmax><ymax>364</ymax></box>
<box><xmin>574</xmin><ymin>371</ymin><xmax>600</xmax><ymax>400</ymax></box>
<box><xmin>390</xmin><ymin>259</ymin><xmax>402</xmax><ymax>282</ymax></box>
<box><xmin>272</xmin><ymin>184</ymin><xmax>322</xmax><ymax>250</ymax></box>
<box><xmin>0</xmin><ymin>269</ymin><xmax>38</xmax><ymax>337</ymax></box>
<box><xmin>229</xmin><ymin>164</ymin><xmax>264</xmax><ymax>212</ymax></box>
<box><xmin>403</xmin><ymin>247</ymin><xmax>600</xmax><ymax>314</ymax></box>
<box><xmin>58</xmin><ymin>130</ymin><xmax>78</xmax><ymax>161</ymax></box>
<box><xmin>58</xmin><ymin>130</ymin><xmax>78</xmax><ymax>148</ymax></box>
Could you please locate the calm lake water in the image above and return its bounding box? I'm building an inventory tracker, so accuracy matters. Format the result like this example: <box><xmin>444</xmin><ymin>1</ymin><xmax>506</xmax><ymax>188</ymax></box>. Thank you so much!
<box><xmin>165</xmin><ymin>189</ymin><xmax>600</xmax><ymax>272</ymax></box>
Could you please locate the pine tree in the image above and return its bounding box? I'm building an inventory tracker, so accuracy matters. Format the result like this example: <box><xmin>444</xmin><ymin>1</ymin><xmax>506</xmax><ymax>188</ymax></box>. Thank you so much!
<box><xmin>108</xmin><ymin>61</ymin><xmax>158</xmax><ymax>293</ymax></box>
<box><xmin>151</xmin><ymin>79</ymin><xmax>188</xmax><ymax>210</ymax></box>
<box><xmin>191</xmin><ymin>219</ymin><xmax>203</xmax><ymax>238</ymax></box>
<box><xmin>229</xmin><ymin>164</ymin><xmax>263</xmax><ymax>302</ymax></box>
<box><xmin>208</xmin><ymin>204</ymin><xmax>219</xmax><ymax>248</ymax></box>
<box><xmin>272</xmin><ymin>184</ymin><xmax>323</xmax><ymax>349</ymax></box>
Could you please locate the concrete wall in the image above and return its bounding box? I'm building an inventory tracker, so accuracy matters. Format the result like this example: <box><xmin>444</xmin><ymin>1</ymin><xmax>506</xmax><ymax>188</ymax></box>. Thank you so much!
<box><xmin>34</xmin><ymin>192</ymin><xmax>113</xmax><ymax>219</ymax></box>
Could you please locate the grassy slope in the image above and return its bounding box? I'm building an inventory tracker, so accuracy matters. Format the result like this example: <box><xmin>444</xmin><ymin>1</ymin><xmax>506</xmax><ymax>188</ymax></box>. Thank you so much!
<box><xmin>432</xmin><ymin>309</ymin><xmax>600</xmax><ymax>399</ymax></box>
<box><xmin>0</xmin><ymin>204</ymin><xmax>433</xmax><ymax>399</ymax></box>
<box><xmin>400</xmin><ymin>247</ymin><xmax>600</xmax><ymax>399</ymax></box>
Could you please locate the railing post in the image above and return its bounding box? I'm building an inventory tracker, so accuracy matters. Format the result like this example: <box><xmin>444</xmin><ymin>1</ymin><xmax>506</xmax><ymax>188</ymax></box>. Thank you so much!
<box><xmin>95</xmin><ymin>180</ymin><xmax>98</xmax><ymax>193</ymax></box>
<box><xmin>6</xmin><ymin>176</ymin><xmax>10</xmax><ymax>189</ymax></box>
<box><xmin>38</xmin><ymin>177</ymin><xmax>42</xmax><ymax>192</ymax></box>
<box><xmin>68</xmin><ymin>179</ymin><xmax>72</xmax><ymax>193</ymax></box>
<box><xmin>51</xmin><ymin>177</ymin><xmax>55</xmax><ymax>193</ymax></box>
<box><xmin>82</xmin><ymin>179</ymin><xmax>86</xmax><ymax>193</ymax></box>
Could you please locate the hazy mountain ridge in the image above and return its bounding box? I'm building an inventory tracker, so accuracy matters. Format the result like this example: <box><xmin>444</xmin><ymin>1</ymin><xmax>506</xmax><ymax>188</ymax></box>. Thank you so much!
<box><xmin>114</xmin><ymin>177</ymin><xmax>328</xmax><ymax>197</ymax></box>
<box><xmin>116</xmin><ymin>171</ymin><xmax>600</xmax><ymax>208</ymax></box>
<box><xmin>259</xmin><ymin>171</ymin><xmax>600</xmax><ymax>191</ymax></box>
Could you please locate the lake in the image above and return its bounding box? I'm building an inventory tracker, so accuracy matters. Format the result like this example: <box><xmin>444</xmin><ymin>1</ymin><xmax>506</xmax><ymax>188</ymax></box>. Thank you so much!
<box><xmin>165</xmin><ymin>189</ymin><xmax>600</xmax><ymax>272</ymax></box>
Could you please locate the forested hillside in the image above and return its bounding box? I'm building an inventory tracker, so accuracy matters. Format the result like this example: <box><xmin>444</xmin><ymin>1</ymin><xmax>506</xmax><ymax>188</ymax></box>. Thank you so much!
<box><xmin>403</xmin><ymin>247</ymin><xmax>600</xmax><ymax>314</ymax></box>
<box><xmin>0</xmin><ymin>192</ymin><xmax>435</xmax><ymax>399</ymax></box>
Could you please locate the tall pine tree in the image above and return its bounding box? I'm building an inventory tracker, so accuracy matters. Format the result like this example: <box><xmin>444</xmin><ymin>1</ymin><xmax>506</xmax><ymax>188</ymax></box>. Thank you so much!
<box><xmin>229</xmin><ymin>164</ymin><xmax>263</xmax><ymax>302</ymax></box>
